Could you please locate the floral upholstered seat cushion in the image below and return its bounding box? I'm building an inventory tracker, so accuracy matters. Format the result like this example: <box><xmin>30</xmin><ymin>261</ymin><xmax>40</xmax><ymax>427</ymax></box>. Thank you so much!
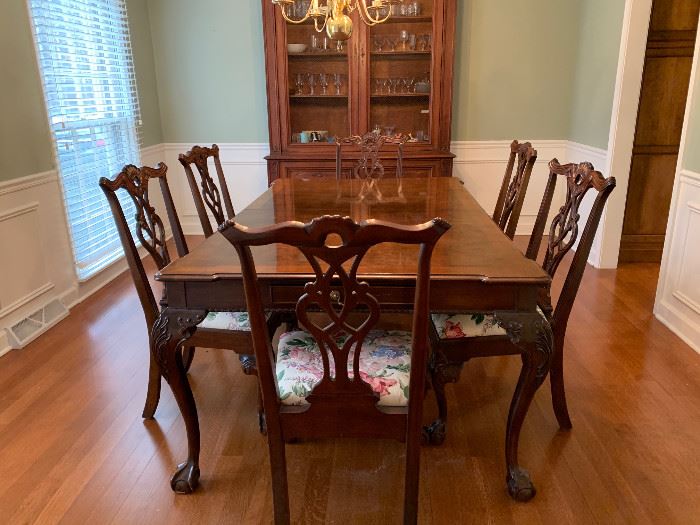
<box><xmin>197</xmin><ymin>311</ymin><xmax>262</xmax><ymax>331</ymax></box>
<box><xmin>432</xmin><ymin>307</ymin><xmax>547</xmax><ymax>340</ymax></box>
<box><xmin>276</xmin><ymin>330</ymin><xmax>413</xmax><ymax>407</ymax></box>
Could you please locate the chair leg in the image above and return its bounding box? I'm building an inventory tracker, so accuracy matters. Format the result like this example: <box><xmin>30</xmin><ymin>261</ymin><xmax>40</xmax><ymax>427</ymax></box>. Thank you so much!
<box><xmin>267</xmin><ymin>433</ymin><xmax>291</xmax><ymax>524</ymax></box>
<box><xmin>425</xmin><ymin>352</ymin><xmax>463</xmax><ymax>445</ymax></box>
<box><xmin>239</xmin><ymin>354</ymin><xmax>257</xmax><ymax>375</ymax></box>
<box><xmin>182</xmin><ymin>346</ymin><xmax>196</xmax><ymax>373</ymax></box>
<box><xmin>403</xmin><ymin>431</ymin><xmax>421</xmax><ymax>525</ymax></box>
<box><xmin>257</xmin><ymin>386</ymin><xmax>267</xmax><ymax>435</ymax></box>
<box><xmin>151</xmin><ymin>308</ymin><xmax>207</xmax><ymax>494</ymax></box>
<box><xmin>142</xmin><ymin>351</ymin><xmax>162</xmax><ymax>419</ymax></box>
<box><xmin>504</xmin><ymin>323</ymin><xmax>552</xmax><ymax>502</ymax></box>
<box><xmin>549</xmin><ymin>332</ymin><xmax>572</xmax><ymax>429</ymax></box>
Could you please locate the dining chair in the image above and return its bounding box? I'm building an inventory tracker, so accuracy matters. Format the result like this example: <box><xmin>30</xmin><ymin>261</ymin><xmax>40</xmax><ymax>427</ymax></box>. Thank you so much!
<box><xmin>492</xmin><ymin>140</ymin><xmax>538</xmax><ymax>239</ymax></box>
<box><xmin>335</xmin><ymin>131</ymin><xmax>409</xmax><ymax>180</ymax></box>
<box><xmin>427</xmin><ymin>160</ymin><xmax>616</xmax><ymax>500</ymax></box>
<box><xmin>219</xmin><ymin>214</ymin><xmax>450</xmax><ymax>525</ymax></box>
<box><xmin>99</xmin><ymin>162</ymin><xmax>280</xmax><ymax>423</ymax></box>
<box><xmin>178</xmin><ymin>144</ymin><xmax>235</xmax><ymax>237</ymax></box>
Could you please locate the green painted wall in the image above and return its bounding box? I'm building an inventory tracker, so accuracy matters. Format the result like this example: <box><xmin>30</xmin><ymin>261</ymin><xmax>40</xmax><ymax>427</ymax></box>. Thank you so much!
<box><xmin>128</xmin><ymin>0</ymin><xmax>164</xmax><ymax>147</ymax></box>
<box><xmin>147</xmin><ymin>0</ymin><xmax>269</xmax><ymax>143</ymax></box>
<box><xmin>452</xmin><ymin>0</ymin><xmax>582</xmax><ymax>142</ymax></box>
<box><xmin>569</xmin><ymin>0</ymin><xmax>626</xmax><ymax>150</ymax></box>
<box><xmin>0</xmin><ymin>1</ymin><xmax>54</xmax><ymax>182</ymax></box>
<box><xmin>683</xmin><ymin>64</ymin><xmax>700</xmax><ymax>172</ymax></box>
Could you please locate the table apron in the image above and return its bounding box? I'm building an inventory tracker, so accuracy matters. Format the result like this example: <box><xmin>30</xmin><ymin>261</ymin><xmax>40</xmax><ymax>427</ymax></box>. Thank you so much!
<box><xmin>164</xmin><ymin>278</ymin><xmax>541</xmax><ymax>313</ymax></box>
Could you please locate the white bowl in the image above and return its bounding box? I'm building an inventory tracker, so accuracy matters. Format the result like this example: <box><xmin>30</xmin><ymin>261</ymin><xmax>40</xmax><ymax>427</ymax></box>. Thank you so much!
<box><xmin>287</xmin><ymin>43</ymin><xmax>308</xmax><ymax>54</ymax></box>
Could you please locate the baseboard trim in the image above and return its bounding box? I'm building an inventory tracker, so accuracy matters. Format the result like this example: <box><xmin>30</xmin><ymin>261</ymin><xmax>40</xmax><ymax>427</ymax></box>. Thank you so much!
<box><xmin>0</xmin><ymin>330</ymin><xmax>11</xmax><ymax>358</ymax></box>
<box><xmin>654</xmin><ymin>301</ymin><xmax>700</xmax><ymax>355</ymax></box>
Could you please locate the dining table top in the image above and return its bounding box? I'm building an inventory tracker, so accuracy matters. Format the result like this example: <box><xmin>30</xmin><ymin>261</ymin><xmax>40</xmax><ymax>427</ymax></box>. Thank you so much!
<box><xmin>157</xmin><ymin>177</ymin><xmax>550</xmax><ymax>290</ymax></box>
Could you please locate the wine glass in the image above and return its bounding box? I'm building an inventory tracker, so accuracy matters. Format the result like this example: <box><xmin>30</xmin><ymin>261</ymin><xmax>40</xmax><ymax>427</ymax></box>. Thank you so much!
<box><xmin>373</xmin><ymin>78</ymin><xmax>383</xmax><ymax>95</ymax></box>
<box><xmin>307</xmin><ymin>73</ymin><xmax>316</xmax><ymax>95</ymax></box>
<box><xmin>295</xmin><ymin>73</ymin><xmax>305</xmax><ymax>95</ymax></box>
<box><xmin>399</xmin><ymin>30</ymin><xmax>410</xmax><ymax>51</ymax></box>
<box><xmin>402</xmin><ymin>77</ymin><xmax>415</xmax><ymax>94</ymax></box>
<box><xmin>383</xmin><ymin>78</ymin><xmax>392</xmax><ymax>94</ymax></box>
<box><xmin>389</xmin><ymin>78</ymin><xmax>401</xmax><ymax>94</ymax></box>
<box><xmin>373</xmin><ymin>35</ymin><xmax>384</xmax><ymax>52</ymax></box>
<box><xmin>319</xmin><ymin>73</ymin><xmax>329</xmax><ymax>95</ymax></box>
<box><xmin>384</xmin><ymin>36</ymin><xmax>397</xmax><ymax>52</ymax></box>
<box><xmin>334</xmin><ymin>73</ymin><xmax>344</xmax><ymax>95</ymax></box>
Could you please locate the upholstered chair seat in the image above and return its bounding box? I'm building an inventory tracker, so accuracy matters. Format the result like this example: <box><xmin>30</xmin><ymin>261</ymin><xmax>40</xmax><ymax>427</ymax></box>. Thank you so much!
<box><xmin>431</xmin><ymin>307</ymin><xmax>547</xmax><ymax>340</ymax></box>
<box><xmin>198</xmin><ymin>311</ymin><xmax>270</xmax><ymax>332</ymax></box>
<box><xmin>276</xmin><ymin>330</ymin><xmax>412</xmax><ymax>407</ymax></box>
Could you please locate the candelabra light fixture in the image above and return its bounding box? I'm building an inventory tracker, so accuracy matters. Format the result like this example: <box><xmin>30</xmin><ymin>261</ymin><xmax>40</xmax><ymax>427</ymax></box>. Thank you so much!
<box><xmin>272</xmin><ymin>0</ymin><xmax>404</xmax><ymax>41</ymax></box>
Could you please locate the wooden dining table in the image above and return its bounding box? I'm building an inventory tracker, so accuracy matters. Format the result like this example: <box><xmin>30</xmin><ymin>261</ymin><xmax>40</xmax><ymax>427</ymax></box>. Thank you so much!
<box><xmin>153</xmin><ymin>176</ymin><xmax>553</xmax><ymax>499</ymax></box>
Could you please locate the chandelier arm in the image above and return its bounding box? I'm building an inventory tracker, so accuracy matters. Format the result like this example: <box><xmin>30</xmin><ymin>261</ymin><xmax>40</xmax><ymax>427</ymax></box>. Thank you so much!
<box><xmin>279</xmin><ymin>3</ymin><xmax>312</xmax><ymax>24</ymax></box>
<box><xmin>356</xmin><ymin>1</ymin><xmax>391</xmax><ymax>25</ymax></box>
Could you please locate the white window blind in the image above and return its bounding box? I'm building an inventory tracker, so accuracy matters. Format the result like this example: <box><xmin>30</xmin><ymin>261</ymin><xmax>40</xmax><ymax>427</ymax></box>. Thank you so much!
<box><xmin>29</xmin><ymin>0</ymin><xmax>142</xmax><ymax>280</ymax></box>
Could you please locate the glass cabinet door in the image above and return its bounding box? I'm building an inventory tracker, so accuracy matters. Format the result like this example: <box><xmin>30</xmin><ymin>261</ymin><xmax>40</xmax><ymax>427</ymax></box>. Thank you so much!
<box><xmin>285</xmin><ymin>2</ymin><xmax>352</xmax><ymax>145</ymax></box>
<box><xmin>369</xmin><ymin>0</ymin><xmax>433</xmax><ymax>143</ymax></box>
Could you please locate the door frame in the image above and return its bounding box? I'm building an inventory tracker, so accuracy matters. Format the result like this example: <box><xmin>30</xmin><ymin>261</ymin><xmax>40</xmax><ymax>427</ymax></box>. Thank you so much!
<box><xmin>594</xmin><ymin>0</ymin><xmax>654</xmax><ymax>268</ymax></box>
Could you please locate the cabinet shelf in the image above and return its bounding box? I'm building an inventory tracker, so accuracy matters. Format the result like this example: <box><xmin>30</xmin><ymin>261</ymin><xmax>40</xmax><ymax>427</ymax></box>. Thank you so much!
<box><xmin>288</xmin><ymin>52</ymin><xmax>348</xmax><ymax>60</ymax></box>
<box><xmin>290</xmin><ymin>94</ymin><xmax>348</xmax><ymax>99</ymax></box>
<box><xmin>370</xmin><ymin>93</ymin><xmax>430</xmax><ymax>99</ymax></box>
<box><xmin>371</xmin><ymin>51</ymin><xmax>432</xmax><ymax>59</ymax></box>
<box><xmin>383</xmin><ymin>16</ymin><xmax>433</xmax><ymax>23</ymax></box>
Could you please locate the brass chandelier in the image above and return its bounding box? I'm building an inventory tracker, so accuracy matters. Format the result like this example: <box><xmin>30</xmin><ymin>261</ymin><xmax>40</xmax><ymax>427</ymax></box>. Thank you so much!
<box><xmin>272</xmin><ymin>0</ymin><xmax>403</xmax><ymax>41</ymax></box>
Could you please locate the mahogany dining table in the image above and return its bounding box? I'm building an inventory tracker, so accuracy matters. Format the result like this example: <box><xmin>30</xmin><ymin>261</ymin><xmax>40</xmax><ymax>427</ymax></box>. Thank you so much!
<box><xmin>153</xmin><ymin>176</ymin><xmax>553</xmax><ymax>499</ymax></box>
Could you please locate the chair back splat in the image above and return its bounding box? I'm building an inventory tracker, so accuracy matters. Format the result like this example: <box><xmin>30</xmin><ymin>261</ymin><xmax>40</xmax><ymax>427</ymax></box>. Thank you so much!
<box><xmin>179</xmin><ymin>144</ymin><xmax>235</xmax><ymax>236</ymax></box>
<box><xmin>335</xmin><ymin>132</ymin><xmax>409</xmax><ymax>181</ymax></box>
<box><xmin>220</xmin><ymin>215</ymin><xmax>450</xmax><ymax>525</ymax></box>
<box><xmin>526</xmin><ymin>159</ymin><xmax>616</xmax><ymax>328</ymax></box>
<box><xmin>492</xmin><ymin>140</ymin><xmax>538</xmax><ymax>239</ymax></box>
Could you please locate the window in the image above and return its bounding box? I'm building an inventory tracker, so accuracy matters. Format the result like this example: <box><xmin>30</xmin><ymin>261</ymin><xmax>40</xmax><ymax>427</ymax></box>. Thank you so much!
<box><xmin>29</xmin><ymin>0</ymin><xmax>141</xmax><ymax>280</ymax></box>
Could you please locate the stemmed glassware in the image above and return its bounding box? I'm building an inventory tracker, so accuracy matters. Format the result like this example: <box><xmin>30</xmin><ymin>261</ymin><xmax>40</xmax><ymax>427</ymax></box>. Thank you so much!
<box><xmin>374</xmin><ymin>78</ymin><xmax>383</xmax><ymax>95</ymax></box>
<box><xmin>295</xmin><ymin>73</ymin><xmax>305</xmax><ymax>95</ymax></box>
<box><xmin>333</xmin><ymin>73</ymin><xmax>344</xmax><ymax>95</ymax></box>
<box><xmin>319</xmin><ymin>73</ymin><xmax>329</xmax><ymax>95</ymax></box>
<box><xmin>307</xmin><ymin>73</ymin><xmax>316</xmax><ymax>95</ymax></box>
<box><xmin>373</xmin><ymin>35</ymin><xmax>384</xmax><ymax>52</ymax></box>
<box><xmin>399</xmin><ymin>30</ymin><xmax>410</xmax><ymax>51</ymax></box>
<box><xmin>384</xmin><ymin>36</ymin><xmax>397</xmax><ymax>52</ymax></box>
<box><xmin>389</xmin><ymin>78</ymin><xmax>401</xmax><ymax>94</ymax></box>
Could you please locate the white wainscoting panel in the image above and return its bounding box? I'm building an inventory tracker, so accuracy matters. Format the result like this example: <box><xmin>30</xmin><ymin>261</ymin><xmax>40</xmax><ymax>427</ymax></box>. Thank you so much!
<box><xmin>0</xmin><ymin>202</ymin><xmax>52</xmax><ymax>316</ymax></box>
<box><xmin>655</xmin><ymin>169</ymin><xmax>700</xmax><ymax>353</ymax></box>
<box><xmin>0</xmin><ymin>170</ymin><xmax>77</xmax><ymax>350</ymax></box>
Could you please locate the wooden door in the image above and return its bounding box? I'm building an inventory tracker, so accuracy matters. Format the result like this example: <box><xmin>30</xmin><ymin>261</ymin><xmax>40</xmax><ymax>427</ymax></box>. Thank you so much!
<box><xmin>620</xmin><ymin>0</ymin><xmax>700</xmax><ymax>262</ymax></box>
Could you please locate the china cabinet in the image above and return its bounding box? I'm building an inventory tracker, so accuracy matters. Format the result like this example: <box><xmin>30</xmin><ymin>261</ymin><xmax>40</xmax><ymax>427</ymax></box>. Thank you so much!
<box><xmin>261</xmin><ymin>0</ymin><xmax>457</xmax><ymax>183</ymax></box>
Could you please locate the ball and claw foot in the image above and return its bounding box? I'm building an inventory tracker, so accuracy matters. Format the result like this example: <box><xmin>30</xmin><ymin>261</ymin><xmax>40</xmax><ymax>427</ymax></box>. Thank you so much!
<box><xmin>170</xmin><ymin>461</ymin><xmax>200</xmax><ymax>494</ymax></box>
<box><xmin>507</xmin><ymin>466</ymin><xmax>536</xmax><ymax>502</ymax></box>
<box><xmin>423</xmin><ymin>419</ymin><xmax>446</xmax><ymax>446</ymax></box>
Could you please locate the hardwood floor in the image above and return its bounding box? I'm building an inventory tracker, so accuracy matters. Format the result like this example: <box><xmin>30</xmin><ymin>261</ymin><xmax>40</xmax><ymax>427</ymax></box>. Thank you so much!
<box><xmin>1</xmin><ymin>241</ymin><xmax>699</xmax><ymax>524</ymax></box>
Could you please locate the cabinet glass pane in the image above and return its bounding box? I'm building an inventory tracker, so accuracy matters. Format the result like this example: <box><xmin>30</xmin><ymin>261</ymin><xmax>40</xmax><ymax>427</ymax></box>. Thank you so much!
<box><xmin>286</xmin><ymin>2</ymin><xmax>351</xmax><ymax>145</ymax></box>
<box><xmin>369</xmin><ymin>0</ymin><xmax>433</xmax><ymax>143</ymax></box>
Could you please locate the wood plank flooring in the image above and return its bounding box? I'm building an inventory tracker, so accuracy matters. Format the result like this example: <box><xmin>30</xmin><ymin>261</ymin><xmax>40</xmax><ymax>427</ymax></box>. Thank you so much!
<box><xmin>1</xmin><ymin>240</ymin><xmax>699</xmax><ymax>524</ymax></box>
